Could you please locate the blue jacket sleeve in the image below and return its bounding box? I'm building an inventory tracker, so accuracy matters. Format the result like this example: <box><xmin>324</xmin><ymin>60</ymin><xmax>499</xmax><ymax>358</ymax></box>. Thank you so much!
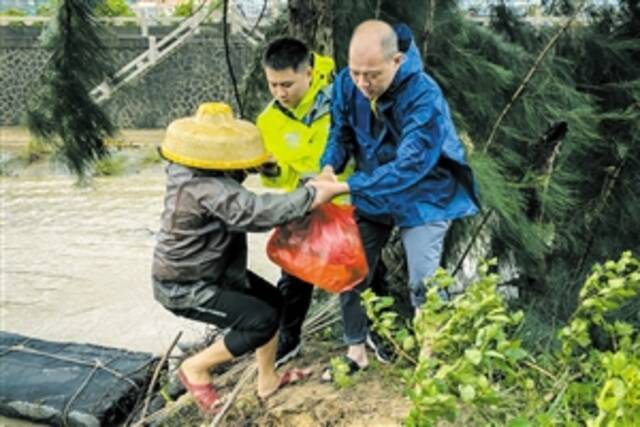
<box><xmin>347</xmin><ymin>86</ymin><xmax>445</xmax><ymax>196</ymax></box>
<box><xmin>320</xmin><ymin>73</ymin><xmax>353</xmax><ymax>173</ymax></box>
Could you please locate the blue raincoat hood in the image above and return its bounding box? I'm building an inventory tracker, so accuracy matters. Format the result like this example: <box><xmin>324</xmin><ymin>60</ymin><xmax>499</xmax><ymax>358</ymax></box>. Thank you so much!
<box><xmin>386</xmin><ymin>23</ymin><xmax>424</xmax><ymax>96</ymax></box>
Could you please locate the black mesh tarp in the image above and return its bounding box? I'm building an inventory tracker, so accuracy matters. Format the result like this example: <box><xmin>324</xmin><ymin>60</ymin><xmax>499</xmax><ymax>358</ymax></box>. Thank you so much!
<box><xmin>0</xmin><ymin>331</ymin><xmax>158</xmax><ymax>426</ymax></box>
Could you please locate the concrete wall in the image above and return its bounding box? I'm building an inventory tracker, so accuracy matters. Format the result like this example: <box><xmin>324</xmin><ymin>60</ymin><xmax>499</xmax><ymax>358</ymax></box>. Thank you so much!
<box><xmin>0</xmin><ymin>24</ymin><xmax>253</xmax><ymax>128</ymax></box>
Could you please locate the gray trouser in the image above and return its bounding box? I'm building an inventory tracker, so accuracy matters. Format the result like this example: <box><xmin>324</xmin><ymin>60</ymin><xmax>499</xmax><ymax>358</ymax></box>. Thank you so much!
<box><xmin>340</xmin><ymin>216</ymin><xmax>449</xmax><ymax>345</ymax></box>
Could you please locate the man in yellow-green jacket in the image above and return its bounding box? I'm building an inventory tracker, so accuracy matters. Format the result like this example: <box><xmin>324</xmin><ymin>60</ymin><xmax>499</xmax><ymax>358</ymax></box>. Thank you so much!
<box><xmin>257</xmin><ymin>38</ymin><xmax>337</xmax><ymax>366</ymax></box>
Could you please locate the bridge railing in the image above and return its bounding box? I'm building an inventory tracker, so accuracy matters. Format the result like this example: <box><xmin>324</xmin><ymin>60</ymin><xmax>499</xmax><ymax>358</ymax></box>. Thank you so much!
<box><xmin>0</xmin><ymin>10</ymin><xmax>259</xmax><ymax>29</ymax></box>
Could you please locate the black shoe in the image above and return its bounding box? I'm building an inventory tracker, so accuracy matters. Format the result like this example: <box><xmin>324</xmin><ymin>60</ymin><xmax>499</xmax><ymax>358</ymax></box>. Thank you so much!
<box><xmin>366</xmin><ymin>331</ymin><xmax>396</xmax><ymax>364</ymax></box>
<box><xmin>275</xmin><ymin>336</ymin><xmax>302</xmax><ymax>367</ymax></box>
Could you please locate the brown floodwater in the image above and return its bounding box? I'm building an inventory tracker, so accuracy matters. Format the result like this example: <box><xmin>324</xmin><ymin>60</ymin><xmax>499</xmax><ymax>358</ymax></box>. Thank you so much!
<box><xmin>0</xmin><ymin>169</ymin><xmax>279</xmax><ymax>355</ymax></box>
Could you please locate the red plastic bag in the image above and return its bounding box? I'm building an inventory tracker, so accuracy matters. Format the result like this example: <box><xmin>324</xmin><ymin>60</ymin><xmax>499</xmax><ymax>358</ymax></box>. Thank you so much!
<box><xmin>267</xmin><ymin>203</ymin><xmax>369</xmax><ymax>293</ymax></box>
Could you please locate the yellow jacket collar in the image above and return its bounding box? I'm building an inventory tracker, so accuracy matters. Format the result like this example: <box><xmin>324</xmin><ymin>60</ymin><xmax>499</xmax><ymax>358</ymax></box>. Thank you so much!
<box><xmin>275</xmin><ymin>52</ymin><xmax>334</xmax><ymax>121</ymax></box>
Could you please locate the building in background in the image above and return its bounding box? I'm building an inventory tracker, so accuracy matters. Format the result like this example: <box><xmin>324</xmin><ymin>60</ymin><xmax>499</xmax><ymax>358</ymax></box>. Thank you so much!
<box><xmin>1</xmin><ymin>0</ymin><xmax>621</xmax><ymax>16</ymax></box>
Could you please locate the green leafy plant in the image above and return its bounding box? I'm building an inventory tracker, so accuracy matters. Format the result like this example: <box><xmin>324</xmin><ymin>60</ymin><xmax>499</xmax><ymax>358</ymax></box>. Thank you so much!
<box><xmin>328</xmin><ymin>356</ymin><xmax>357</xmax><ymax>389</ymax></box>
<box><xmin>558</xmin><ymin>251</ymin><xmax>640</xmax><ymax>426</ymax></box>
<box><xmin>36</xmin><ymin>0</ymin><xmax>59</xmax><ymax>16</ymax></box>
<box><xmin>0</xmin><ymin>8</ymin><xmax>27</xmax><ymax>17</ymax></box>
<box><xmin>363</xmin><ymin>252</ymin><xmax>640</xmax><ymax>426</ymax></box>
<box><xmin>93</xmin><ymin>152</ymin><xmax>127</xmax><ymax>176</ymax></box>
<box><xmin>173</xmin><ymin>0</ymin><xmax>195</xmax><ymax>17</ymax></box>
<box><xmin>139</xmin><ymin>146</ymin><xmax>162</xmax><ymax>166</ymax></box>
<box><xmin>95</xmin><ymin>0</ymin><xmax>134</xmax><ymax>17</ymax></box>
<box><xmin>1</xmin><ymin>7</ymin><xmax>28</xmax><ymax>26</ymax></box>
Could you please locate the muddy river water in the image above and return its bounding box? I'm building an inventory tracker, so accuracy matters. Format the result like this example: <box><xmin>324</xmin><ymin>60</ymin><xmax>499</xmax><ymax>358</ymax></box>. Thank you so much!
<box><xmin>0</xmin><ymin>168</ymin><xmax>280</xmax><ymax>355</ymax></box>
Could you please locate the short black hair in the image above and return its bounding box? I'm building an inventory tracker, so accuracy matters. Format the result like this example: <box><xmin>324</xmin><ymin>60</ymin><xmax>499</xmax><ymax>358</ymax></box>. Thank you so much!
<box><xmin>262</xmin><ymin>37</ymin><xmax>311</xmax><ymax>72</ymax></box>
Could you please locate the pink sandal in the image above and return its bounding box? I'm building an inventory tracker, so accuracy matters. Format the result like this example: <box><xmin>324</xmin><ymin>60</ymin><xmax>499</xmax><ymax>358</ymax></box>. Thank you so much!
<box><xmin>259</xmin><ymin>367</ymin><xmax>313</xmax><ymax>401</ymax></box>
<box><xmin>177</xmin><ymin>369</ymin><xmax>223</xmax><ymax>415</ymax></box>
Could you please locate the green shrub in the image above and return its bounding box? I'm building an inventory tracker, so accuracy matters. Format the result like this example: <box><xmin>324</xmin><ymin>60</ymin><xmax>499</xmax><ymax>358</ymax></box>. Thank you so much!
<box><xmin>95</xmin><ymin>0</ymin><xmax>134</xmax><ymax>17</ymax></box>
<box><xmin>93</xmin><ymin>153</ymin><xmax>127</xmax><ymax>176</ymax></box>
<box><xmin>558</xmin><ymin>252</ymin><xmax>640</xmax><ymax>426</ymax></box>
<box><xmin>173</xmin><ymin>0</ymin><xmax>195</xmax><ymax>17</ymax></box>
<box><xmin>363</xmin><ymin>252</ymin><xmax>640</xmax><ymax>426</ymax></box>
<box><xmin>328</xmin><ymin>356</ymin><xmax>358</xmax><ymax>389</ymax></box>
<box><xmin>36</xmin><ymin>0</ymin><xmax>59</xmax><ymax>16</ymax></box>
<box><xmin>1</xmin><ymin>7</ymin><xmax>27</xmax><ymax>26</ymax></box>
<box><xmin>0</xmin><ymin>8</ymin><xmax>27</xmax><ymax>17</ymax></box>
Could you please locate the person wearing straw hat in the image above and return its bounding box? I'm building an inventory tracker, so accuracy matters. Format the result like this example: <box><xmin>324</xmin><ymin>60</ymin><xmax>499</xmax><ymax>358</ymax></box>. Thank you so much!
<box><xmin>151</xmin><ymin>102</ymin><xmax>346</xmax><ymax>415</ymax></box>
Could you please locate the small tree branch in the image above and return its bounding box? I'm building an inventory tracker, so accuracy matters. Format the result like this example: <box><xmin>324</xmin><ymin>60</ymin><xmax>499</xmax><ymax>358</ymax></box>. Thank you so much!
<box><xmin>381</xmin><ymin>329</ymin><xmax>418</xmax><ymax>366</ymax></box>
<box><xmin>134</xmin><ymin>331</ymin><xmax>182</xmax><ymax>427</ymax></box>
<box><xmin>536</xmin><ymin>140</ymin><xmax>563</xmax><ymax>222</ymax></box>
<box><xmin>248</xmin><ymin>0</ymin><xmax>268</xmax><ymax>35</ymax></box>
<box><xmin>210</xmin><ymin>363</ymin><xmax>258</xmax><ymax>426</ymax></box>
<box><xmin>452</xmin><ymin>210</ymin><xmax>493</xmax><ymax>276</ymax></box>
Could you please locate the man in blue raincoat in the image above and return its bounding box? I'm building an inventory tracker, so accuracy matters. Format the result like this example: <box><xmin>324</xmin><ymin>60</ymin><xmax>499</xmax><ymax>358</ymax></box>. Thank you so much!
<box><xmin>319</xmin><ymin>20</ymin><xmax>480</xmax><ymax>380</ymax></box>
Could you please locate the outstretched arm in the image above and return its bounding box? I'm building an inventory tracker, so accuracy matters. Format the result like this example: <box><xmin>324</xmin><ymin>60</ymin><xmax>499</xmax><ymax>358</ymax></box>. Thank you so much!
<box><xmin>347</xmin><ymin>89</ymin><xmax>446</xmax><ymax>197</ymax></box>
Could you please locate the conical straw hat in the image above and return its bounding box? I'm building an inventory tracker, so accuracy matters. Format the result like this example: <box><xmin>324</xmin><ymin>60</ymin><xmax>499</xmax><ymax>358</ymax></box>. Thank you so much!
<box><xmin>161</xmin><ymin>102</ymin><xmax>269</xmax><ymax>170</ymax></box>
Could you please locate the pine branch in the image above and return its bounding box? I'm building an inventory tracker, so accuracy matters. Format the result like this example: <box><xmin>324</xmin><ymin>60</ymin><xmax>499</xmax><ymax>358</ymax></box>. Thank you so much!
<box><xmin>26</xmin><ymin>0</ymin><xmax>116</xmax><ymax>179</ymax></box>
<box><xmin>134</xmin><ymin>331</ymin><xmax>182</xmax><ymax>427</ymax></box>
<box><xmin>537</xmin><ymin>140</ymin><xmax>563</xmax><ymax>222</ymax></box>
<box><xmin>451</xmin><ymin>2</ymin><xmax>588</xmax><ymax>277</ymax></box>
<box><xmin>483</xmin><ymin>0</ymin><xmax>587</xmax><ymax>153</ymax></box>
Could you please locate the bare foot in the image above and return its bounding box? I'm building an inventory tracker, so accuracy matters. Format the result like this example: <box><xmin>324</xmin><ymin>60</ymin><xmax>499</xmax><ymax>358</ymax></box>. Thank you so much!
<box><xmin>257</xmin><ymin>371</ymin><xmax>280</xmax><ymax>398</ymax></box>
<box><xmin>180</xmin><ymin>358</ymin><xmax>212</xmax><ymax>385</ymax></box>
<box><xmin>347</xmin><ymin>344</ymin><xmax>369</xmax><ymax>368</ymax></box>
<box><xmin>258</xmin><ymin>367</ymin><xmax>313</xmax><ymax>400</ymax></box>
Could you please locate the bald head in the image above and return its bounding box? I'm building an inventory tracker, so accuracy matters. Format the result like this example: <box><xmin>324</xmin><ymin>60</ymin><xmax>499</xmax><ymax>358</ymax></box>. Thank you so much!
<box><xmin>350</xmin><ymin>20</ymin><xmax>398</xmax><ymax>61</ymax></box>
<box><xmin>348</xmin><ymin>20</ymin><xmax>402</xmax><ymax>99</ymax></box>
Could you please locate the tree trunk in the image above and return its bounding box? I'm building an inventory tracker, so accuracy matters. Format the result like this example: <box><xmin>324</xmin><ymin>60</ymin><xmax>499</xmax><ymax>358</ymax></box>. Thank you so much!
<box><xmin>287</xmin><ymin>0</ymin><xmax>334</xmax><ymax>57</ymax></box>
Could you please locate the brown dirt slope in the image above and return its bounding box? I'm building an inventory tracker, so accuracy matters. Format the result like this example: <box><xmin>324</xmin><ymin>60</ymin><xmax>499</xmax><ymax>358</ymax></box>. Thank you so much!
<box><xmin>161</xmin><ymin>340</ymin><xmax>411</xmax><ymax>427</ymax></box>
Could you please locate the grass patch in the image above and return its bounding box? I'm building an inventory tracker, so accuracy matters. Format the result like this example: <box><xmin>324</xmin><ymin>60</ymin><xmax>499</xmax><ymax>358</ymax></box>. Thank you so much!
<box><xmin>94</xmin><ymin>153</ymin><xmax>128</xmax><ymax>176</ymax></box>
<box><xmin>139</xmin><ymin>146</ymin><xmax>162</xmax><ymax>166</ymax></box>
<box><xmin>20</xmin><ymin>138</ymin><xmax>55</xmax><ymax>163</ymax></box>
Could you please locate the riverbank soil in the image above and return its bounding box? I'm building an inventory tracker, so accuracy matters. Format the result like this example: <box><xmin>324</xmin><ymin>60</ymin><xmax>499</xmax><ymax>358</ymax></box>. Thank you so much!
<box><xmin>160</xmin><ymin>339</ymin><xmax>410</xmax><ymax>427</ymax></box>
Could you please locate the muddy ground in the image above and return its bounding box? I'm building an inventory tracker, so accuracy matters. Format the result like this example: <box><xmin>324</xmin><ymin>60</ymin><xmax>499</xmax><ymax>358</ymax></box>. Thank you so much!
<box><xmin>160</xmin><ymin>338</ymin><xmax>411</xmax><ymax>427</ymax></box>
